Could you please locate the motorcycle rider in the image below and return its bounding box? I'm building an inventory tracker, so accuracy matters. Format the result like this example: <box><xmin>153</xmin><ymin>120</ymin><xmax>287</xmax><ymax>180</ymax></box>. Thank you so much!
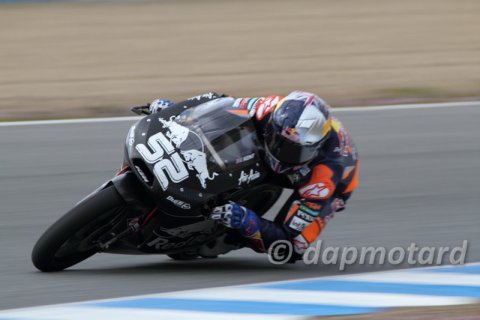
<box><xmin>147</xmin><ymin>91</ymin><xmax>359</xmax><ymax>262</ymax></box>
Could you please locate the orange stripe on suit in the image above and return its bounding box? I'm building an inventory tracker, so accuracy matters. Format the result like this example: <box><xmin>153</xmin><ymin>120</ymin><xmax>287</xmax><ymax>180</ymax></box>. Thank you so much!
<box><xmin>301</xmin><ymin>217</ymin><xmax>325</xmax><ymax>243</ymax></box>
<box><xmin>343</xmin><ymin>160</ymin><xmax>360</xmax><ymax>194</ymax></box>
<box><xmin>284</xmin><ymin>202</ymin><xmax>300</xmax><ymax>223</ymax></box>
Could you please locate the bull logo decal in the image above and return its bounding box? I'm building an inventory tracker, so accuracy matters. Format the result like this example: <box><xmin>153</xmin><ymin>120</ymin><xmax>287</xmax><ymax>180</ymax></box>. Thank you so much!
<box><xmin>159</xmin><ymin>117</ymin><xmax>190</xmax><ymax>148</ymax></box>
<box><xmin>159</xmin><ymin>116</ymin><xmax>219</xmax><ymax>189</ymax></box>
<box><xmin>181</xmin><ymin>150</ymin><xmax>219</xmax><ymax>189</ymax></box>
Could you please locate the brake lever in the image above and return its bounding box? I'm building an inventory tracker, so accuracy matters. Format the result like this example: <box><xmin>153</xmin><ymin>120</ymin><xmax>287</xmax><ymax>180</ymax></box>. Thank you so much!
<box><xmin>131</xmin><ymin>105</ymin><xmax>151</xmax><ymax>115</ymax></box>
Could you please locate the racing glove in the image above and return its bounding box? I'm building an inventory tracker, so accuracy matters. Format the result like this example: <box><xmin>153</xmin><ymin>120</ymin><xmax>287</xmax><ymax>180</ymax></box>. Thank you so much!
<box><xmin>211</xmin><ymin>202</ymin><xmax>261</xmax><ymax>239</ymax></box>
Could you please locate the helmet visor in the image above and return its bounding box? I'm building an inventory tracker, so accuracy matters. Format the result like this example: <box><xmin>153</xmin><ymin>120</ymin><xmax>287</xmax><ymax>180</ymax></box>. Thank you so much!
<box><xmin>264</xmin><ymin>125</ymin><xmax>319</xmax><ymax>165</ymax></box>
<box><xmin>264</xmin><ymin>143</ymin><xmax>294</xmax><ymax>173</ymax></box>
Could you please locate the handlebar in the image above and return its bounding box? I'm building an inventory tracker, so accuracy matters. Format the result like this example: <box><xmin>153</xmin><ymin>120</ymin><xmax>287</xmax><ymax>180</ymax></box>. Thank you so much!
<box><xmin>131</xmin><ymin>104</ymin><xmax>151</xmax><ymax>115</ymax></box>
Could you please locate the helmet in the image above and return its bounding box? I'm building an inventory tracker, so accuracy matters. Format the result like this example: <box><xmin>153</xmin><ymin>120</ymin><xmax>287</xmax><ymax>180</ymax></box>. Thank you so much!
<box><xmin>264</xmin><ymin>91</ymin><xmax>332</xmax><ymax>173</ymax></box>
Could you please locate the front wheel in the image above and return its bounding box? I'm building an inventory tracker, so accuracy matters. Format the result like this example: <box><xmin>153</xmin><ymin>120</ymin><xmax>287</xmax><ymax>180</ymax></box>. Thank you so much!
<box><xmin>31</xmin><ymin>186</ymin><xmax>127</xmax><ymax>272</ymax></box>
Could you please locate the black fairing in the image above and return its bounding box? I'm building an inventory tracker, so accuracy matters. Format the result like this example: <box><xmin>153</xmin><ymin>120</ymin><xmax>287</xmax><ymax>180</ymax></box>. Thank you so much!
<box><xmin>124</xmin><ymin>97</ymin><xmax>269</xmax><ymax>216</ymax></box>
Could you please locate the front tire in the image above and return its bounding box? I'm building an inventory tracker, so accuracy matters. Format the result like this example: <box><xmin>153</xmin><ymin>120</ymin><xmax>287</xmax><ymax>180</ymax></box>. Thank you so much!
<box><xmin>31</xmin><ymin>186</ymin><xmax>126</xmax><ymax>272</ymax></box>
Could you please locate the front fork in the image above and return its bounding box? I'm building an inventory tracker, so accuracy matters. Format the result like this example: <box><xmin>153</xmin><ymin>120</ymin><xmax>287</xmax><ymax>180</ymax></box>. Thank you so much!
<box><xmin>96</xmin><ymin>167</ymin><xmax>158</xmax><ymax>250</ymax></box>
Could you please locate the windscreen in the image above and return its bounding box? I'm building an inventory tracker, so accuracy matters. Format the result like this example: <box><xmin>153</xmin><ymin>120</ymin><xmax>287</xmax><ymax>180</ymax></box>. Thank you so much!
<box><xmin>174</xmin><ymin>97</ymin><xmax>260</xmax><ymax>171</ymax></box>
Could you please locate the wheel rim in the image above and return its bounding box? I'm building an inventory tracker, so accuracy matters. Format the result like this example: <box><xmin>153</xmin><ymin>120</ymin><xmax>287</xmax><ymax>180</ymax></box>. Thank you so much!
<box><xmin>55</xmin><ymin>206</ymin><xmax>127</xmax><ymax>258</ymax></box>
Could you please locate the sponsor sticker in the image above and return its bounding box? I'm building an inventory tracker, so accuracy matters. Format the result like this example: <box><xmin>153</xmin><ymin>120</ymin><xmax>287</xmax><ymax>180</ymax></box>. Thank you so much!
<box><xmin>235</xmin><ymin>153</ymin><xmax>255</xmax><ymax>164</ymax></box>
<box><xmin>296</xmin><ymin>210</ymin><xmax>316</xmax><ymax>222</ymax></box>
<box><xmin>187</xmin><ymin>92</ymin><xmax>216</xmax><ymax>101</ymax></box>
<box><xmin>239</xmin><ymin>98</ymin><xmax>250</xmax><ymax>110</ymax></box>
<box><xmin>299</xmin><ymin>166</ymin><xmax>311</xmax><ymax>177</ymax></box>
<box><xmin>238</xmin><ymin>169</ymin><xmax>261</xmax><ymax>186</ymax></box>
<box><xmin>289</xmin><ymin>216</ymin><xmax>310</xmax><ymax>232</ymax></box>
<box><xmin>166</xmin><ymin>195</ymin><xmax>191</xmax><ymax>210</ymax></box>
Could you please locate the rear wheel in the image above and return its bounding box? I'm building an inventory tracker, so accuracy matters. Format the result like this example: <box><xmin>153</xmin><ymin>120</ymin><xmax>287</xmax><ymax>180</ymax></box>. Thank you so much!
<box><xmin>31</xmin><ymin>186</ymin><xmax>127</xmax><ymax>272</ymax></box>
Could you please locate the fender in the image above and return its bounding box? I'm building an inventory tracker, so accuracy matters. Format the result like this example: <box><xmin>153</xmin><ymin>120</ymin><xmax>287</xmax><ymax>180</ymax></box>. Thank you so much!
<box><xmin>77</xmin><ymin>171</ymin><xmax>155</xmax><ymax>212</ymax></box>
<box><xmin>110</xmin><ymin>171</ymin><xmax>156</xmax><ymax>210</ymax></box>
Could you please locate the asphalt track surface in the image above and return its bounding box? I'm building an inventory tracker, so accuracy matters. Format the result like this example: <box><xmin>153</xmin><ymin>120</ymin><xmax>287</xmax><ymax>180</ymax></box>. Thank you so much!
<box><xmin>1</xmin><ymin>103</ymin><xmax>479</xmax><ymax>310</ymax></box>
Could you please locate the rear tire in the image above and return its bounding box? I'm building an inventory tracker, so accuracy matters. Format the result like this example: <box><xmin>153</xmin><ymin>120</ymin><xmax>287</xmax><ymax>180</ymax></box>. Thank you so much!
<box><xmin>167</xmin><ymin>251</ymin><xmax>200</xmax><ymax>260</ymax></box>
<box><xmin>31</xmin><ymin>186</ymin><xmax>126</xmax><ymax>272</ymax></box>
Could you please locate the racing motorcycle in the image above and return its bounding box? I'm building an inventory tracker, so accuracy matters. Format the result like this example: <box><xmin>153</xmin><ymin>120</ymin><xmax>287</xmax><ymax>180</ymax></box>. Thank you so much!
<box><xmin>31</xmin><ymin>97</ymin><xmax>283</xmax><ymax>272</ymax></box>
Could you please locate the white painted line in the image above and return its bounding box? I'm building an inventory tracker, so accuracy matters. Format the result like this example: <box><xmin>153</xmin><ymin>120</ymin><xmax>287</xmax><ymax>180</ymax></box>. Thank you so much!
<box><xmin>163</xmin><ymin>287</ymin><xmax>474</xmax><ymax>308</ymax></box>
<box><xmin>232</xmin><ymin>262</ymin><xmax>480</xmax><ymax>288</ymax></box>
<box><xmin>0</xmin><ymin>100</ymin><xmax>478</xmax><ymax>127</ymax></box>
<box><xmin>340</xmin><ymin>271</ymin><xmax>480</xmax><ymax>287</ymax></box>
<box><xmin>0</xmin><ymin>306</ymin><xmax>299</xmax><ymax>320</ymax></box>
<box><xmin>0</xmin><ymin>116</ymin><xmax>140</xmax><ymax>127</ymax></box>
<box><xmin>333</xmin><ymin>100</ymin><xmax>480</xmax><ymax>113</ymax></box>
